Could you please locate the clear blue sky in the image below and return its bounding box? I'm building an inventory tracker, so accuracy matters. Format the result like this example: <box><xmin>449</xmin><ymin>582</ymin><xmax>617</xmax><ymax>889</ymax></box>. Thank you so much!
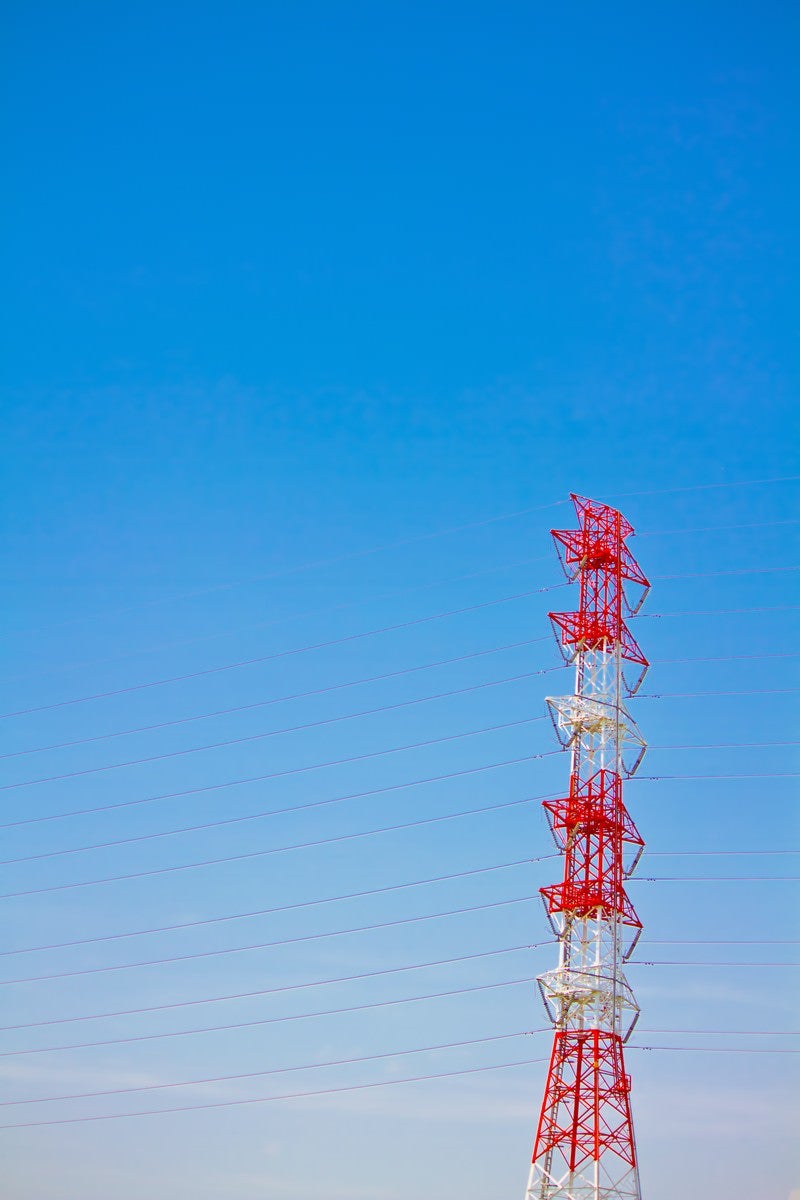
<box><xmin>1</xmin><ymin>4</ymin><xmax>798</xmax><ymax>1199</ymax></box>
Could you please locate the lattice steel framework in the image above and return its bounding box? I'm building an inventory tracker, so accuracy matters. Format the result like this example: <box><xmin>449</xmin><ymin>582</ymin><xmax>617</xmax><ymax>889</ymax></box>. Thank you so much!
<box><xmin>524</xmin><ymin>494</ymin><xmax>650</xmax><ymax>1200</ymax></box>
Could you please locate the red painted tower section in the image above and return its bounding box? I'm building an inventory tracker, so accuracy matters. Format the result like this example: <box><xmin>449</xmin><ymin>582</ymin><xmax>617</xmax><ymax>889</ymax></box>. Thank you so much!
<box><xmin>524</xmin><ymin>495</ymin><xmax>649</xmax><ymax>1200</ymax></box>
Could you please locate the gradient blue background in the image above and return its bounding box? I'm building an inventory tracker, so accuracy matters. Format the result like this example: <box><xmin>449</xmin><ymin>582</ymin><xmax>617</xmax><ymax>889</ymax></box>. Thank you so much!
<box><xmin>1</xmin><ymin>3</ymin><xmax>798</xmax><ymax>1199</ymax></box>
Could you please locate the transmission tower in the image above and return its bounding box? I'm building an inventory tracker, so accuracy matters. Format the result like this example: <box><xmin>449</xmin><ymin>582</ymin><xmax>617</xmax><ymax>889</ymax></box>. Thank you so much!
<box><xmin>524</xmin><ymin>494</ymin><xmax>650</xmax><ymax>1200</ymax></box>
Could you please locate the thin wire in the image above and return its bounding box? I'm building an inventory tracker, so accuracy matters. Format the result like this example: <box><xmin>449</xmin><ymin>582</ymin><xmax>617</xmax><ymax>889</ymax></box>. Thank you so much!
<box><xmin>635</xmin><ymin>875</ymin><xmax>800</xmax><ymax>883</ymax></box>
<box><xmin>4</xmin><ymin>1028</ymin><xmax>800</xmax><ymax>1110</ymax></box>
<box><xmin>0</xmin><ymin>670</ymin><xmax>550</xmax><ymax>793</ymax></box>
<box><xmin>0</xmin><ymin>717</ymin><xmax>548</xmax><ymax>831</ymax></box>
<box><xmin>633</xmin><ymin>960</ymin><xmax>800</xmax><ymax>967</ymax></box>
<box><xmin>6</xmin><ymin>729</ymin><xmax>794</xmax><ymax>868</ymax></box>
<box><xmin>0</xmin><ymin>756</ymin><xmax>545</xmax><ymax>863</ymax></box>
<box><xmin>0</xmin><ymin>639</ymin><xmax>556</xmax><ymax>761</ymax></box>
<box><xmin>0</xmin><ymin>980</ymin><xmax>537</xmax><ymax>1056</ymax></box>
<box><xmin>638</xmin><ymin>605</ymin><xmax>800</xmax><ymax>618</ymax></box>
<box><xmin>639</xmin><ymin>518</ymin><xmax>800</xmax><ymax>537</ymax></box>
<box><xmin>641</xmin><ymin>1027</ymin><xmax>800</xmax><ymax>1035</ymax></box>
<box><xmin>0</xmin><ymin>781</ymin><xmax>559</xmax><ymax>900</ymax></box>
<box><xmin>637</xmin><ymin>772</ymin><xmax>800</xmax><ymax>782</ymax></box>
<box><xmin>653</xmin><ymin>565</ymin><xmax>799</xmax><ymax>580</ymax></box>
<box><xmin>0</xmin><ymin>944</ymin><xmax>534</xmax><ymax>1034</ymax></box>
<box><xmin>5</xmin><ymin>502</ymin><xmax>570</xmax><ymax>639</ymax></box>
<box><xmin>647</xmin><ymin>848</ymin><xmax>800</xmax><ymax>856</ymax></box>
<box><xmin>652</xmin><ymin>652</ymin><xmax>800</xmax><ymax>672</ymax></box>
<box><xmin>631</xmin><ymin>1044</ymin><xmax>800</xmax><ymax>1054</ymax></box>
<box><xmin>0</xmin><ymin>899</ymin><xmax>548</xmax><ymax>987</ymax></box>
<box><xmin>4</xmin><ymin>554</ymin><xmax>557</xmax><ymax>688</ymax></box>
<box><xmin>5</xmin><ymin>1023</ymin><xmax>800</xmax><ymax>1131</ymax></box>
<box><xmin>0</xmin><ymin>586</ymin><xmax>560</xmax><ymax>720</ymax></box>
<box><xmin>4</xmin><ymin>984</ymin><xmax>798</xmax><ymax>1062</ymax></box>
<box><xmin>651</xmin><ymin>740</ymin><xmax>800</xmax><ymax>750</ymax></box>
<box><xmin>0</xmin><ymin>858</ymin><xmax>537</xmax><ymax>957</ymax></box>
<box><xmin>0</xmin><ymin>1031</ymin><xmax>538</xmax><ymax>1108</ymax></box>
<box><xmin>5</xmin><ymin>849</ymin><xmax>791</xmax><ymax>958</ymax></box>
<box><xmin>0</xmin><ymin>1055</ymin><xmax>549</xmax><ymax>1130</ymax></box>
<box><xmin>639</xmin><ymin>688</ymin><xmax>798</xmax><ymax>699</ymax></box>
<box><xmin>604</xmin><ymin>473</ymin><xmax>800</xmax><ymax>500</ymax></box>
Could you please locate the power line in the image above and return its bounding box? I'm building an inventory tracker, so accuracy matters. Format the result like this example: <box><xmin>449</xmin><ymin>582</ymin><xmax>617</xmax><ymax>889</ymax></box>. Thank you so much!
<box><xmin>0</xmin><ymin>781</ymin><xmax>560</xmax><ymax>900</ymax></box>
<box><xmin>0</xmin><ymin>1055</ymin><xmax>550</xmax><ymax>1130</ymax></box>
<box><xmin>632</xmin><ymin>960</ymin><xmax>800</xmax><ymax>968</ymax></box>
<box><xmin>0</xmin><ymin>758</ymin><xmax>544</xmax><ymax>862</ymax></box>
<box><xmin>0</xmin><ymin>639</ymin><xmax>558</xmax><ymax>761</ymax></box>
<box><xmin>651</xmin><ymin>650</ymin><xmax>800</xmax><ymax>664</ymax></box>
<box><xmin>8</xmin><ymin>475</ymin><xmax>797</xmax><ymax>646</ymax></box>
<box><xmin>638</xmin><ymin>605</ymin><xmax>800</xmax><ymax>618</ymax></box>
<box><xmin>4</xmin><ymin>553</ymin><xmax>559</xmax><ymax>688</ymax></box>
<box><xmin>635</xmin><ymin>875</ymin><xmax>800</xmax><ymax>883</ymax></box>
<box><xmin>4</xmin><ymin>848</ymin><xmax>792</xmax><ymax>958</ymax></box>
<box><xmin>3</xmin><ymin>1021</ymin><xmax>799</xmax><ymax>1131</ymax></box>
<box><xmin>639</xmin><ymin>688</ymin><xmax>799</xmax><ymax>700</ymax></box>
<box><xmin>639</xmin><ymin>518</ymin><xmax>800</xmax><ymax>537</ymax></box>
<box><xmin>4</xmin><ymin>1026</ymin><xmax>799</xmax><ymax>1110</ymax></box>
<box><xmin>3</xmin><ymin>759</ymin><xmax>796</xmax><ymax>895</ymax></box>
<box><xmin>636</xmin><ymin>772</ymin><xmax>800</xmax><ymax>782</ymax></box>
<box><xmin>0</xmin><ymin>898</ymin><xmax>548</xmax><ymax>987</ymax></box>
<box><xmin>0</xmin><ymin>669</ymin><xmax>551</xmax><ymax>793</ymax></box>
<box><xmin>0</xmin><ymin>980</ymin><xmax>539</xmax><ymax>1057</ymax></box>
<box><xmin>653</xmin><ymin>565</ymin><xmax>799</xmax><ymax>581</ymax></box>
<box><xmin>5</xmin><ymin>731</ymin><xmax>794</xmax><ymax>867</ymax></box>
<box><xmin>0</xmin><ymin>1030</ymin><xmax>538</xmax><ymax>1108</ymax></box>
<box><xmin>1</xmin><ymin>751</ymin><xmax>795</xmax><ymax>875</ymax></box>
<box><xmin>603</xmin><ymin>474</ymin><xmax>800</xmax><ymax>500</ymax></box>
<box><xmin>0</xmin><ymin>586</ymin><xmax>561</xmax><ymax>721</ymax></box>
<box><xmin>5</xmin><ymin>587</ymin><xmax>794</xmax><ymax>725</ymax></box>
<box><xmin>0</xmin><ymin>858</ymin><xmax>536</xmax><ymax>957</ymax></box>
<box><xmin>0</xmin><ymin>717</ymin><xmax>548</xmax><ymax>831</ymax></box>
<box><xmin>0</xmin><ymin>944</ymin><xmax>534</xmax><ymax>1035</ymax></box>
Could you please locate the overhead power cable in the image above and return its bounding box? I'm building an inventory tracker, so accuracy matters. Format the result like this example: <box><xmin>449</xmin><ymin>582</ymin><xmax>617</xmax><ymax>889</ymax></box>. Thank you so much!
<box><xmin>0</xmin><ymin>718</ymin><xmax>548</xmax><ymax>831</ymax></box>
<box><xmin>3</xmin><ymin>903</ymin><xmax>798</xmax><ymax>989</ymax></box>
<box><xmin>4</xmin><ymin>1025</ymin><xmax>800</xmax><ymax>1111</ymax></box>
<box><xmin>0</xmin><ymin>669</ymin><xmax>551</xmax><ymax>793</ymax></box>
<box><xmin>0</xmin><ymin>639</ymin><xmax>558</xmax><ymax>762</ymax></box>
<box><xmin>0</xmin><ymin>898</ymin><xmax>548</xmax><ymax>987</ymax></box>
<box><xmin>0</xmin><ymin>733</ymin><xmax>792</xmax><ymax>861</ymax></box>
<box><xmin>0</xmin><ymin>944</ymin><xmax>534</xmax><ymax>1034</ymax></box>
<box><xmin>5</xmin><ymin>975</ymin><xmax>799</xmax><ymax>1061</ymax></box>
<box><xmin>3</xmin><ymin>762</ymin><xmax>795</xmax><ymax>895</ymax></box>
<box><xmin>638</xmin><ymin>604</ymin><xmax>800</xmax><ymax>619</ymax></box>
<box><xmin>0</xmin><ymin>756</ymin><xmax>545</xmax><ymax>862</ymax></box>
<box><xmin>0</xmin><ymin>734</ymin><xmax>786</xmax><ymax>868</ymax></box>
<box><xmin>635</xmin><ymin>875</ymin><xmax>800</xmax><ymax>883</ymax></box>
<box><xmin>4</xmin><ymin>504</ymin><xmax>570</xmax><ymax>644</ymax></box>
<box><xmin>5</xmin><ymin>553</ymin><xmax>560</xmax><ymax>691</ymax></box>
<box><xmin>0</xmin><ymin>1030</ymin><xmax>539</xmax><ymax>1109</ymax></box>
<box><xmin>4</xmin><ymin>848</ymin><xmax>792</xmax><ymax>958</ymax></box>
<box><xmin>8</xmin><ymin>473</ymin><xmax>797</xmax><ymax>647</ymax></box>
<box><xmin>604</xmin><ymin>473</ymin><xmax>800</xmax><ymax>500</ymax></box>
<box><xmin>636</xmin><ymin>772</ymin><xmax>800</xmax><ymax>783</ymax></box>
<box><xmin>0</xmin><ymin>1056</ymin><xmax>551</xmax><ymax>1130</ymax></box>
<box><xmin>4</xmin><ymin>1011</ymin><xmax>800</xmax><ymax>1131</ymax></box>
<box><xmin>639</xmin><ymin>518</ymin><xmax>800</xmax><ymax>537</ymax></box>
<box><xmin>0</xmin><ymin>979</ymin><xmax>539</xmax><ymax>1056</ymax></box>
<box><xmin>653</xmin><ymin>565</ymin><xmax>799</xmax><ymax>581</ymax></box>
<box><xmin>0</xmin><ymin>586</ymin><xmax>561</xmax><ymax>721</ymax></box>
<box><xmin>4</xmin><ymin>582</ymin><xmax>794</xmax><ymax>725</ymax></box>
<box><xmin>0</xmin><ymin>781</ymin><xmax>561</xmax><ymax>900</ymax></box>
<box><xmin>0</xmin><ymin>858</ymin><xmax>535</xmax><ymax>957</ymax></box>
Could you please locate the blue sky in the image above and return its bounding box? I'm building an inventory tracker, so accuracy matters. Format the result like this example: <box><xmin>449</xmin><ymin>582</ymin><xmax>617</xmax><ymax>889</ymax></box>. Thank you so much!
<box><xmin>1</xmin><ymin>3</ymin><xmax>798</xmax><ymax>1199</ymax></box>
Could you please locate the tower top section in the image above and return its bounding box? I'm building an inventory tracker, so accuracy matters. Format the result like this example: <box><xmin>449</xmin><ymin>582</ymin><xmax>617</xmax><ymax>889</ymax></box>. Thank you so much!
<box><xmin>549</xmin><ymin>494</ymin><xmax>650</xmax><ymax>693</ymax></box>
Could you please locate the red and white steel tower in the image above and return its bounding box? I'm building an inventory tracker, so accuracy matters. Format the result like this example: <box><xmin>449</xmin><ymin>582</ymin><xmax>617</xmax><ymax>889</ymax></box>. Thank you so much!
<box><xmin>524</xmin><ymin>495</ymin><xmax>650</xmax><ymax>1200</ymax></box>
